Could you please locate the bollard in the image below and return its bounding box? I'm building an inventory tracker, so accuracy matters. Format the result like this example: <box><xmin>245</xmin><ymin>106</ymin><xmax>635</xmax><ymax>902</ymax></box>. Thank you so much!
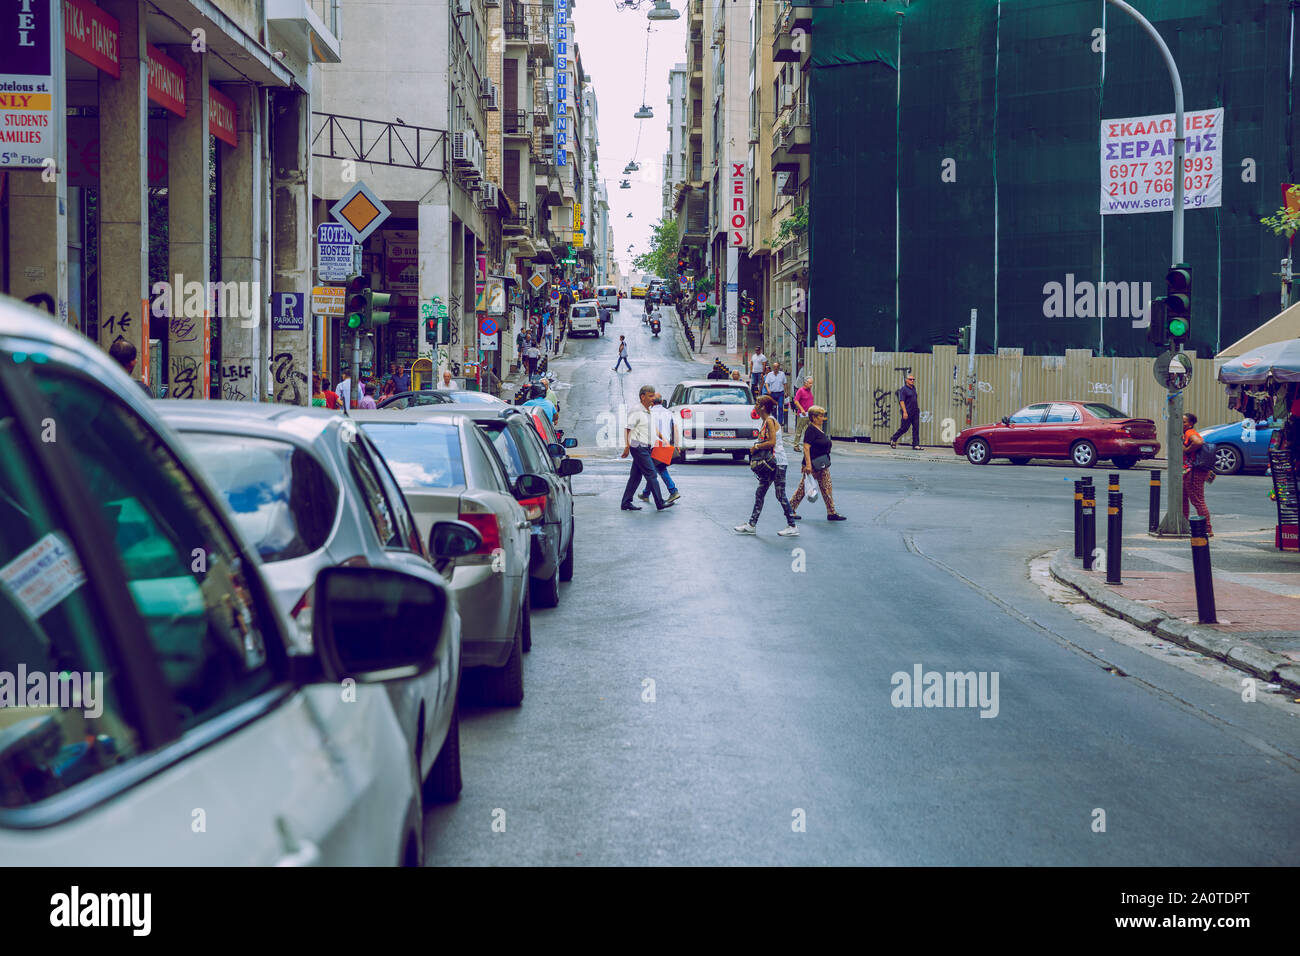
<box><xmin>1107</xmin><ymin>491</ymin><xmax>1123</xmax><ymax>584</ymax></box>
<box><xmin>1148</xmin><ymin>471</ymin><xmax>1161</xmax><ymax>534</ymax></box>
<box><xmin>1074</xmin><ymin>480</ymin><xmax>1084</xmax><ymax>558</ymax></box>
<box><xmin>1082</xmin><ymin>484</ymin><xmax>1097</xmax><ymax>570</ymax></box>
<box><xmin>1108</xmin><ymin>473</ymin><xmax>1120</xmax><ymax>495</ymax></box>
<box><xmin>1189</xmin><ymin>516</ymin><xmax>1217</xmax><ymax>623</ymax></box>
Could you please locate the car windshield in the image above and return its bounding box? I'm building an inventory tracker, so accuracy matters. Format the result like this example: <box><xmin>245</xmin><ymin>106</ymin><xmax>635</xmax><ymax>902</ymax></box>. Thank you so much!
<box><xmin>447</xmin><ymin>391</ymin><xmax>506</xmax><ymax>404</ymax></box>
<box><xmin>1082</xmin><ymin>403</ymin><xmax>1129</xmax><ymax>419</ymax></box>
<box><xmin>572</xmin><ymin>306</ymin><xmax>596</xmax><ymax>317</ymax></box>
<box><xmin>382</xmin><ymin>391</ymin><xmax>449</xmax><ymax>409</ymax></box>
<box><xmin>686</xmin><ymin>386</ymin><xmax>750</xmax><ymax>405</ymax></box>
<box><xmin>360</xmin><ymin>422</ymin><xmax>466</xmax><ymax>488</ymax></box>
<box><xmin>180</xmin><ymin>433</ymin><xmax>337</xmax><ymax>562</ymax></box>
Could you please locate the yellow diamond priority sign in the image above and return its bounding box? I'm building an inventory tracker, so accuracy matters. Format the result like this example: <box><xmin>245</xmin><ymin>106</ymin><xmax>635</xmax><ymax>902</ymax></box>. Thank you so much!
<box><xmin>528</xmin><ymin>271</ymin><xmax>547</xmax><ymax>291</ymax></box>
<box><xmin>330</xmin><ymin>182</ymin><xmax>391</xmax><ymax>244</ymax></box>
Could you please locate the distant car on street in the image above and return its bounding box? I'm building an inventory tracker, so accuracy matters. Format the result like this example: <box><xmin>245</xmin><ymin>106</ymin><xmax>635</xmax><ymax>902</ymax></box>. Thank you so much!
<box><xmin>1198</xmin><ymin>418</ymin><xmax>1277</xmax><ymax>474</ymax></box>
<box><xmin>569</xmin><ymin>301</ymin><xmax>602</xmax><ymax>337</ymax></box>
<box><xmin>668</xmin><ymin>379</ymin><xmax>759</xmax><ymax>463</ymax></box>
<box><xmin>953</xmin><ymin>401</ymin><xmax>1160</xmax><ymax>468</ymax></box>
<box><xmin>378</xmin><ymin>388</ymin><xmax>507</xmax><ymax>410</ymax></box>
<box><xmin>597</xmin><ymin>285</ymin><xmax>620</xmax><ymax>311</ymax></box>
<box><xmin>631</xmin><ymin>284</ymin><xmax>647</xmax><ymax>299</ymax></box>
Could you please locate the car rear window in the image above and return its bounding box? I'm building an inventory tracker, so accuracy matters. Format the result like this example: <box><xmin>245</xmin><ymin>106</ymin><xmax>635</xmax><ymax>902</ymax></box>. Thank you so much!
<box><xmin>181</xmin><ymin>433</ymin><xmax>338</xmax><ymax>562</ymax></box>
<box><xmin>686</xmin><ymin>386</ymin><xmax>751</xmax><ymax>405</ymax></box>
<box><xmin>1082</xmin><ymin>403</ymin><xmax>1129</xmax><ymax>419</ymax></box>
<box><xmin>572</xmin><ymin>306</ymin><xmax>596</xmax><ymax>317</ymax></box>
<box><xmin>598</xmin><ymin>287</ymin><xmax>616</xmax><ymax>295</ymax></box>
<box><xmin>360</xmin><ymin>422</ymin><xmax>467</xmax><ymax>489</ymax></box>
<box><xmin>480</xmin><ymin>422</ymin><xmax>525</xmax><ymax>479</ymax></box>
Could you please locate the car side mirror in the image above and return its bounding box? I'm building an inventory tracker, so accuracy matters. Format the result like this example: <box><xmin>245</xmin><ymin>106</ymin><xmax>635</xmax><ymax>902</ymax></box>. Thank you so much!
<box><xmin>562</xmin><ymin>437</ymin><xmax>578</xmax><ymax>448</ymax></box>
<box><xmin>429</xmin><ymin>519</ymin><xmax>483</xmax><ymax>566</ymax></box>
<box><xmin>1000</xmin><ymin>416</ymin><xmax>1011</xmax><ymax>425</ymax></box>
<box><xmin>558</xmin><ymin>458</ymin><xmax>583</xmax><ymax>477</ymax></box>
<box><xmin>514</xmin><ymin>473</ymin><xmax>549</xmax><ymax>499</ymax></box>
<box><xmin>312</xmin><ymin>566</ymin><xmax>446</xmax><ymax>683</ymax></box>
<box><xmin>547</xmin><ymin>441</ymin><xmax>566</xmax><ymax>458</ymax></box>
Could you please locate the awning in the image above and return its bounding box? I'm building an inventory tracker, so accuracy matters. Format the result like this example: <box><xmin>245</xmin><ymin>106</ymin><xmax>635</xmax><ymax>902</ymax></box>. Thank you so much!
<box><xmin>1217</xmin><ymin>300</ymin><xmax>1300</xmax><ymax>358</ymax></box>
<box><xmin>1218</xmin><ymin>338</ymin><xmax>1300</xmax><ymax>384</ymax></box>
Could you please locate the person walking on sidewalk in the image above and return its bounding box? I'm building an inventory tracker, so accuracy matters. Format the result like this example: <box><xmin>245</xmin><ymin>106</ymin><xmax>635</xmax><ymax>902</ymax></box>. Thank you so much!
<box><xmin>613</xmin><ymin>335</ymin><xmax>631</xmax><ymax>372</ymax></box>
<box><xmin>639</xmin><ymin>393</ymin><xmax>682</xmax><ymax>504</ymax></box>
<box><xmin>621</xmin><ymin>385</ymin><xmax>674</xmax><ymax>511</ymax></box>
<box><xmin>792</xmin><ymin>375</ymin><xmax>815</xmax><ymax>444</ymax></box>
<box><xmin>735</xmin><ymin>395</ymin><xmax>799</xmax><ymax>537</ymax></box>
<box><xmin>525</xmin><ymin>339</ymin><xmax>541</xmax><ymax>379</ymax></box>
<box><xmin>750</xmin><ymin>349</ymin><xmax>767</xmax><ymax>394</ymax></box>
<box><xmin>790</xmin><ymin>406</ymin><xmax>846</xmax><ymax>522</ymax></box>
<box><xmin>1182</xmin><ymin>412</ymin><xmax>1214</xmax><ymax>536</ymax></box>
<box><xmin>764</xmin><ymin>362</ymin><xmax>788</xmax><ymax>426</ymax></box>
<box><xmin>890</xmin><ymin>373</ymin><xmax>921</xmax><ymax>449</ymax></box>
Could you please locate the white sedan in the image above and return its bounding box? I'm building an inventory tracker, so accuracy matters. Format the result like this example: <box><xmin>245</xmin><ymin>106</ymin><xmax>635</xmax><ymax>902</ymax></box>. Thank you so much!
<box><xmin>668</xmin><ymin>379</ymin><xmax>760</xmax><ymax>463</ymax></box>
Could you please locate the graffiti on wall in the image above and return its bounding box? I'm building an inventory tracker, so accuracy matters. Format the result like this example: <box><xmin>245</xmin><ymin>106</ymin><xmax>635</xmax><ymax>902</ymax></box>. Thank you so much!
<box><xmin>271</xmin><ymin>351</ymin><xmax>307</xmax><ymax>405</ymax></box>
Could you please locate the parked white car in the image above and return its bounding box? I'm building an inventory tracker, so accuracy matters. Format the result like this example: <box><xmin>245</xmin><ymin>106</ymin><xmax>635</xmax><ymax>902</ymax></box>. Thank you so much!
<box><xmin>669</xmin><ymin>379</ymin><xmax>760</xmax><ymax>462</ymax></box>
<box><xmin>0</xmin><ymin>295</ymin><xmax>451</xmax><ymax>865</ymax></box>
<box><xmin>569</xmin><ymin>301</ymin><xmax>602</xmax><ymax>337</ymax></box>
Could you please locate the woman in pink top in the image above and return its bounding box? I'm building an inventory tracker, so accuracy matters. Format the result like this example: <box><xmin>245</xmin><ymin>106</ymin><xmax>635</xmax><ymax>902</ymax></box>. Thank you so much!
<box><xmin>792</xmin><ymin>375</ymin><xmax>815</xmax><ymax>443</ymax></box>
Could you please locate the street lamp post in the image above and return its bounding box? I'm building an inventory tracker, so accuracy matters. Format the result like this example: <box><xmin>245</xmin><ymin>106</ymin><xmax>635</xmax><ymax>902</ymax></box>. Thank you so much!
<box><xmin>1106</xmin><ymin>0</ymin><xmax>1188</xmax><ymax>536</ymax></box>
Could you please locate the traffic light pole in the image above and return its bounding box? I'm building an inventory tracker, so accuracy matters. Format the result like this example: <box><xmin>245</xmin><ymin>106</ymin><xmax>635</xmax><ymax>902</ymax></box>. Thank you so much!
<box><xmin>1108</xmin><ymin>0</ymin><xmax>1188</xmax><ymax>536</ymax></box>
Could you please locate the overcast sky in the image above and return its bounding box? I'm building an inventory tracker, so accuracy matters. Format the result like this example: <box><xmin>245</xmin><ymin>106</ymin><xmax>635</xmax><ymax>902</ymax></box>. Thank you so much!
<box><xmin>578</xmin><ymin>1</ymin><xmax>688</xmax><ymax>276</ymax></box>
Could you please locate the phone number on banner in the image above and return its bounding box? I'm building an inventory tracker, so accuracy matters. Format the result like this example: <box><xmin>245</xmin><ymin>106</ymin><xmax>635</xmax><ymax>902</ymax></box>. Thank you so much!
<box><xmin>1100</xmin><ymin>108</ymin><xmax>1223</xmax><ymax>215</ymax></box>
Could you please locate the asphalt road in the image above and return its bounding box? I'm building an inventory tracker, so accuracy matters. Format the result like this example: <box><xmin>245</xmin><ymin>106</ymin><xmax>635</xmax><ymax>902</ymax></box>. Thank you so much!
<box><xmin>424</xmin><ymin>305</ymin><xmax>1300</xmax><ymax>865</ymax></box>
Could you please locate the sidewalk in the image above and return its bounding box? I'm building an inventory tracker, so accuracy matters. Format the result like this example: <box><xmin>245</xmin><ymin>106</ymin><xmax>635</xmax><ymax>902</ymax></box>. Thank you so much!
<box><xmin>1050</xmin><ymin>521</ymin><xmax>1300</xmax><ymax>693</ymax></box>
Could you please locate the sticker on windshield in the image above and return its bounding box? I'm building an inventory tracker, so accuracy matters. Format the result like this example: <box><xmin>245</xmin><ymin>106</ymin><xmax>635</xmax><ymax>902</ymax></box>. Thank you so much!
<box><xmin>0</xmin><ymin>532</ymin><xmax>87</xmax><ymax>620</ymax></box>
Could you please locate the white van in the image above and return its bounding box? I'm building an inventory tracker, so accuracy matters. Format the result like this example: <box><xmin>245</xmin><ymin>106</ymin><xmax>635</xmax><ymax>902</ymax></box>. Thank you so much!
<box><xmin>597</xmin><ymin>285</ymin><xmax>619</xmax><ymax>311</ymax></box>
<box><xmin>569</xmin><ymin>301</ymin><xmax>602</xmax><ymax>337</ymax></box>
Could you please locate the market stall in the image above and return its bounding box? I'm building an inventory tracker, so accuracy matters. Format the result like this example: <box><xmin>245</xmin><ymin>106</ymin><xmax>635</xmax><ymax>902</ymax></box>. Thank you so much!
<box><xmin>1218</xmin><ymin>339</ymin><xmax>1300</xmax><ymax>551</ymax></box>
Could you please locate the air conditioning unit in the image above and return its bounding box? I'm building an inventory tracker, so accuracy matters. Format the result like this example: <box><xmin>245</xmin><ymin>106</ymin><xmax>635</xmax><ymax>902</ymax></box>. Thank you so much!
<box><xmin>452</xmin><ymin>130</ymin><xmax>472</xmax><ymax>165</ymax></box>
<box><xmin>485</xmin><ymin>0</ymin><xmax>499</xmax><ymax>6</ymax></box>
<box><xmin>456</xmin><ymin>0</ymin><xmax>471</xmax><ymax>14</ymax></box>
<box><xmin>480</xmin><ymin>182</ymin><xmax>499</xmax><ymax>208</ymax></box>
<box><xmin>486</xmin><ymin>85</ymin><xmax>500</xmax><ymax>111</ymax></box>
<box><xmin>480</xmin><ymin>77</ymin><xmax>493</xmax><ymax>98</ymax></box>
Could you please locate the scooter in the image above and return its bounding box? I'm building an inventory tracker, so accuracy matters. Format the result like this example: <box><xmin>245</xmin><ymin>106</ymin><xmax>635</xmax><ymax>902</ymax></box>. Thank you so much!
<box><xmin>650</xmin><ymin>317</ymin><xmax>661</xmax><ymax>338</ymax></box>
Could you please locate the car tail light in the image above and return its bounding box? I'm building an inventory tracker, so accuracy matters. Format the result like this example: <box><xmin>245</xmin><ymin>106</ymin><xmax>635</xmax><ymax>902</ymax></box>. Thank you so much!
<box><xmin>459</xmin><ymin>506</ymin><xmax>502</xmax><ymax>554</ymax></box>
<box><xmin>680</xmin><ymin>408</ymin><xmax>692</xmax><ymax>419</ymax></box>
<box><xmin>517</xmin><ymin>495</ymin><xmax>547</xmax><ymax>522</ymax></box>
<box><xmin>751</xmin><ymin>408</ymin><xmax>759</xmax><ymax>419</ymax></box>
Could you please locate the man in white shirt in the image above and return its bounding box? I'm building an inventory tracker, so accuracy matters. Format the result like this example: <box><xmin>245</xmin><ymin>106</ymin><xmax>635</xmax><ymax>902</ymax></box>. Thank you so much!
<box><xmin>335</xmin><ymin>371</ymin><xmax>352</xmax><ymax>414</ymax></box>
<box><xmin>638</xmin><ymin>394</ymin><xmax>681</xmax><ymax>504</ymax></box>
<box><xmin>441</xmin><ymin>370</ymin><xmax>459</xmax><ymax>390</ymax></box>
<box><xmin>620</xmin><ymin>385</ymin><xmax>673</xmax><ymax>511</ymax></box>
<box><xmin>764</xmin><ymin>362</ymin><xmax>788</xmax><ymax>426</ymax></box>
<box><xmin>750</xmin><ymin>351</ymin><xmax>766</xmax><ymax>394</ymax></box>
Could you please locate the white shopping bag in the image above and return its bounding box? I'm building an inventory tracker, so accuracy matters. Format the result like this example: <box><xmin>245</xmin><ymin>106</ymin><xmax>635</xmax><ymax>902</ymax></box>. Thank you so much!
<box><xmin>803</xmin><ymin>473</ymin><xmax>819</xmax><ymax>502</ymax></box>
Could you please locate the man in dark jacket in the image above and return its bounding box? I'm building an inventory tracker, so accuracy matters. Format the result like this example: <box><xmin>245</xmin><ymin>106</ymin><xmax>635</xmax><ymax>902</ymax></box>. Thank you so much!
<box><xmin>889</xmin><ymin>373</ymin><xmax>921</xmax><ymax>449</ymax></box>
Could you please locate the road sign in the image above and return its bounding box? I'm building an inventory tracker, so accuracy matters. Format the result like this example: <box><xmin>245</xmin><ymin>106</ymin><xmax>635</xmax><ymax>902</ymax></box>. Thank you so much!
<box><xmin>551</xmin><ymin>290</ymin><xmax>560</xmax><ymax>301</ymax></box>
<box><xmin>479</xmin><ymin>316</ymin><xmax>498</xmax><ymax>337</ymax></box>
<box><xmin>272</xmin><ymin>292</ymin><xmax>305</xmax><ymax>332</ymax></box>
<box><xmin>740</xmin><ymin>316</ymin><xmax>751</xmax><ymax>327</ymax></box>
<box><xmin>329</xmin><ymin>181</ymin><xmax>391</xmax><ymax>244</ymax></box>
<box><xmin>312</xmin><ymin>286</ymin><xmax>344</xmax><ymax>316</ymax></box>
<box><xmin>817</xmin><ymin>318</ymin><xmax>836</xmax><ymax>338</ymax></box>
<box><xmin>1153</xmin><ymin>351</ymin><xmax>1193</xmax><ymax>390</ymax></box>
<box><xmin>317</xmin><ymin>223</ymin><xmax>357</xmax><ymax>281</ymax></box>
<box><xmin>529</xmin><ymin>271</ymin><xmax>547</xmax><ymax>291</ymax></box>
<box><xmin>697</xmin><ymin>292</ymin><xmax>707</xmax><ymax>305</ymax></box>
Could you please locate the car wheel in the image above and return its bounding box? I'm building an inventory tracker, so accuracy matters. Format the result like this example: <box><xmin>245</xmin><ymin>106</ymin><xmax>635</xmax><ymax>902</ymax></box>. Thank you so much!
<box><xmin>1008</xmin><ymin>456</ymin><xmax>1030</xmax><ymax>465</ymax></box>
<box><xmin>481</xmin><ymin>602</ymin><xmax>525</xmax><ymax>706</ymax></box>
<box><xmin>1112</xmin><ymin>455</ymin><xmax>1138</xmax><ymax>470</ymax></box>
<box><xmin>423</xmin><ymin>699</ymin><xmax>462</xmax><ymax>803</ymax></box>
<box><xmin>1213</xmin><ymin>445</ymin><xmax>1242</xmax><ymax>475</ymax></box>
<box><xmin>531</xmin><ymin>558</ymin><xmax>560</xmax><ymax>608</ymax></box>
<box><xmin>965</xmin><ymin>437</ymin><xmax>991</xmax><ymax>465</ymax></box>
<box><xmin>559</xmin><ymin>531</ymin><xmax>574</xmax><ymax>581</ymax></box>
<box><xmin>1071</xmin><ymin>440</ymin><xmax>1097</xmax><ymax>468</ymax></box>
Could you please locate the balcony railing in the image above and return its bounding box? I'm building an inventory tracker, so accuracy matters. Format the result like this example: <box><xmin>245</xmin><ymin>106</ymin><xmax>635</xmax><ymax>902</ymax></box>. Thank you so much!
<box><xmin>504</xmin><ymin>201</ymin><xmax>530</xmax><ymax>229</ymax></box>
<box><xmin>504</xmin><ymin>109</ymin><xmax>529</xmax><ymax>134</ymax></box>
<box><xmin>504</xmin><ymin>16</ymin><xmax>527</xmax><ymax>40</ymax></box>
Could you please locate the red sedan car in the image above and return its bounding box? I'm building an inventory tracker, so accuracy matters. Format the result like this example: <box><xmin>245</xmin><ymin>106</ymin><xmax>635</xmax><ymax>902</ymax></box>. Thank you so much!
<box><xmin>953</xmin><ymin>401</ymin><xmax>1160</xmax><ymax>468</ymax></box>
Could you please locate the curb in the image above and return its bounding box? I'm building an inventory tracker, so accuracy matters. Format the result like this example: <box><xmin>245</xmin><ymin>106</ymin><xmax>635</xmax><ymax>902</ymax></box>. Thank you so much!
<box><xmin>1048</xmin><ymin>548</ymin><xmax>1300</xmax><ymax>695</ymax></box>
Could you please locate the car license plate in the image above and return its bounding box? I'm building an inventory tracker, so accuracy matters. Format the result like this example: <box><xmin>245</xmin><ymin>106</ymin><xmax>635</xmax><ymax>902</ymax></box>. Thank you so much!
<box><xmin>1140</xmin><ymin>446</ymin><xmax>1154</xmax><ymax>452</ymax></box>
<box><xmin>709</xmin><ymin>429</ymin><xmax>736</xmax><ymax>438</ymax></box>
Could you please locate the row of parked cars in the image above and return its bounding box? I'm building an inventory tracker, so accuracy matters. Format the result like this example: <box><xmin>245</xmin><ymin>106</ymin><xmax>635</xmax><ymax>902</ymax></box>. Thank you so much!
<box><xmin>0</xmin><ymin>297</ymin><xmax>582</xmax><ymax>865</ymax></box>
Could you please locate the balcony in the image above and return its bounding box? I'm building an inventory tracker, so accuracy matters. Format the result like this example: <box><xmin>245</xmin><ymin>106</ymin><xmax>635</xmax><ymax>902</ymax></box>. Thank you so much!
<box><xmin>689</xmin><ymin>0</ymin><xmax>702</xmax><ymax>34</ymax></box>
<box><xmin>791</xmin><ymin>0</ymin><xmax>813</xmax><ymax>31</ymax></box>
<box><xmin>773</xmin><ymin>2</ymin><xmax>801</xmax><ymax>63</ymax></box>
<box><xmin>689</xmin><ymin>109</ymin><xmax>703</xmax><ymax>138</ymax></box>
<box><xmin>773</xmin><ymin>102</ymin><xmax>810</xmax><ymax>154</ymax></box>
<box><xmin>504</xmin><ymin>16</ymin><xmax>527</xmax><ymax>41</ymax></box>
<box><xmin>772</xmin><ymin>230</ymin><xmax>808</xmax><ymax>281</ymax></box>
<box><xmin>504</xmin><ymin>109</ymin><xmax>530</xmax><ymax>136</ymax></box>
<box><xmin>520</xmin><ymin>4</ymin><xmax>553</xmax><ymax>61</ymax></box>
<box><xmin>504</xmin><ymin>201</ymin><xmax>530</xmax><ymax>233</ymax></box>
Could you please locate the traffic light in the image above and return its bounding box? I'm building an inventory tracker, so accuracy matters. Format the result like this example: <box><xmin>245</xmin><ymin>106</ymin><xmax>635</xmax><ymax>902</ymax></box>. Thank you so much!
<box><xmin>424</xmin><ymin>315</ymin><xmax>437</xmax><ymax>344</ymax></box>
<box><xmin>366</xmin><ymin>289</ymin><xmax>393</xmax><ymax>327</ymax></box>
<box><xmin>957</xmin><ymin>325</ymin><xmax>970</xmax><ymax>352</ymax></box>
<box><xmin>345</xmin><ymin>274</ymin><xmax>367</xmax><ymax>331</ymax></box>
<box><xmin>1164</xmin><ymin>263</ymin><xmax>1190</xmax><ymax>345</ymax></box>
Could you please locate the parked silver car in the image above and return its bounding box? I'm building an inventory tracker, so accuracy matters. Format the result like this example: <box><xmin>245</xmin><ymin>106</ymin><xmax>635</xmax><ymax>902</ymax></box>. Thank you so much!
<box><xmin>354</xmin><ymin>408</ymin><xmax>544</xmax><ymax>706</ymax></box>
<box><xmin>156</xmin><ymin>402</ymin><xmax>466</xmax><ymax>801</ymax></box>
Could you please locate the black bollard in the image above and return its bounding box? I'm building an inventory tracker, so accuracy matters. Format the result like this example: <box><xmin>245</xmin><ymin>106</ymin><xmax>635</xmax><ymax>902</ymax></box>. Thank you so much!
<box><xmin>1189</xmin><ymin>516</ymin><xmax>1217</xmax><ymax>623</ymax></box>
<box><xmin>1148</xmin><ymin>471</ymin><xmax>1161</xmax><ymax>534</ymax></box>
<box><xmin>1108</xmin><ymin>473</ymin><xmax>1120</xmax><ymax>495</ymax></box>
<box><xmin>1082</xmin><ymin>484</ymin><xmax>1097</xmax><ymax>570</ymax></box>
<box><xmin>1106</xmin><ymin>491</ymin><xmax>1123</xmax><ymax>584</ymax></box>
<box><xmin>1074</xmin><ymin>480</ymin><xmax>1084</xmax><ymax>558</ymax></box>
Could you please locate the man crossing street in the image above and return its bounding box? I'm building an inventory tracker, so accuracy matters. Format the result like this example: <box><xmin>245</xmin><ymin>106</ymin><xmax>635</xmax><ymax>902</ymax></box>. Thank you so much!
<box><xmin>890</xmin><ymin>373</ymin><xmax>921</xmax><ymax>449</ymax></box>
<box><xmin>621</xmin><ymin>385</ymin><xmax>675</xmax><ymax>511</ymax></box>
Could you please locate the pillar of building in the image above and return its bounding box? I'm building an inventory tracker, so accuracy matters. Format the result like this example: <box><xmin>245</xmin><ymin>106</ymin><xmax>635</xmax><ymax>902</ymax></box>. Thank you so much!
<box><xmin>165</xmin><ymin>49</ymin><xmax>210</xmax><ymax>399</ymax></box>
<box><xmin>219</xmin><ymin>85</ymin><xmax>265</xmax><ymax>401</ymax></box>
<box><xmin>419</xmin><ymin>187</ymin><xmax>452</xmax><ymax>373</ymax></box>
<box><xmin>450</xmin><ymin>218</ymin><xmax>465</xmax><ymax>369</ymax></box>
<box><xmin>269</xmin><ymin>89</ymin><xmax>312</xmax><ymax>405</ymax></box>
<box><xmin>97</xmin><ymin>0</ymin><xmax>149</xmax><ymax>381</ymax></box>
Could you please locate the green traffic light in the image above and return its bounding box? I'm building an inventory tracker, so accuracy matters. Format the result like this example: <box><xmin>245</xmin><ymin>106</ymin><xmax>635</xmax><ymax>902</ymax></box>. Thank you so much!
<box><xmin>1168</xmin><ymin>318</ymin><xmax>1188</xmax><ymax>338</ymax></box>
<box><xmin>347</xmin><ymin>313</ymin><xmax>363</xmax><ymax>329</ymax></box>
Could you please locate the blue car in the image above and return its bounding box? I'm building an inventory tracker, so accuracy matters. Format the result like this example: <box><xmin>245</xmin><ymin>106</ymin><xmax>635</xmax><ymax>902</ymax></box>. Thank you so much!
<box><xmin>1199</xmin><ymin>419</ymin><xmax>1276</xmax><ymax>474</ymax></box>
